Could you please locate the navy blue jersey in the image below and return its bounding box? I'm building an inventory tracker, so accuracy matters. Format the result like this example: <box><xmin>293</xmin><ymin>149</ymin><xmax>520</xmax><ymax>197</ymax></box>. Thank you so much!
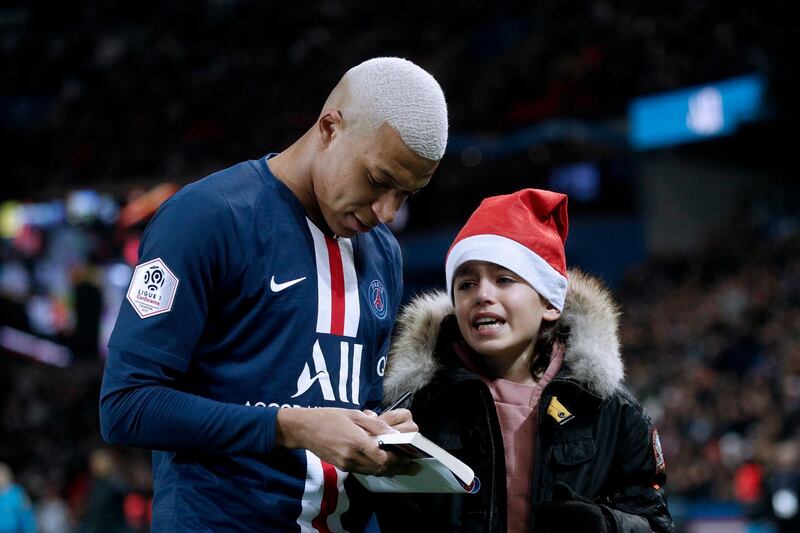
<box><xmin>101</xmin><ymin>156</ymin><xmax>403</xmax><ymax>531</ymax></box>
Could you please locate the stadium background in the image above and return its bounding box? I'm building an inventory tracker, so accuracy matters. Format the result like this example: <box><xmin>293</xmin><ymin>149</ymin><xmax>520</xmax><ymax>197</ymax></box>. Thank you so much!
<box><xmin>1</xmin><ymin>1</ymin><xmax>799</xmax><ymax>531</ymax></box>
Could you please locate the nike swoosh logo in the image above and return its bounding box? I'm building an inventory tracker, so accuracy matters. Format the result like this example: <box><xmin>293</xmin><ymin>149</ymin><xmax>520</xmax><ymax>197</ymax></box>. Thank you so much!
<box><xmin>270</xmin><ymin>275</ymin><xmax>306</xmax><ymax>292</ymax></box>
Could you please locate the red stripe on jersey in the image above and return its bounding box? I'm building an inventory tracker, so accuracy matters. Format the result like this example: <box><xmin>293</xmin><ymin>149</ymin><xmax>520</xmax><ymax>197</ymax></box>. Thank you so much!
<box><xmin>325</xmin><ymin>237</ymin><xmax>345</xmax><ymax>336</ymax></box>
<box><xmin>311</xmin><ymin>461</ymin><xmax>339</xmax><ymax>532</ymax></box>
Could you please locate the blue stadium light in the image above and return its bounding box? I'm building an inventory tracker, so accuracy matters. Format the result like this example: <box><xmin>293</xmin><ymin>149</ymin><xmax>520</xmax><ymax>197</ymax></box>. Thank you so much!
<box><xmin>628</xmin><ymin>74</ymin><xmax>767</xmax><ymax>150</ymax></box>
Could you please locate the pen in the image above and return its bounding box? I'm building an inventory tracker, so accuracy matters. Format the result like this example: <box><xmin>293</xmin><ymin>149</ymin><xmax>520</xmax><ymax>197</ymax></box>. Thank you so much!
<box><xmin>379</xmin><ymin>390</ymin><xmax>413</xmax><ymax>415</ymax></box>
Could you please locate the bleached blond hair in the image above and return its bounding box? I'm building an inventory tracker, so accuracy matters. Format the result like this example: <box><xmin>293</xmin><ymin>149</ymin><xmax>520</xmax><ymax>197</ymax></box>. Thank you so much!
<box><xmin>324</xmin><ymin>57</ymin><xmax>448</xmax><ymax>161</ymax></box>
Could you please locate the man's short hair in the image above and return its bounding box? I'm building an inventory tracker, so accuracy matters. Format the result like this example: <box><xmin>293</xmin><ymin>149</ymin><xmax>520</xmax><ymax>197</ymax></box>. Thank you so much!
<box><xmin>336</xmin><ymin>57</ymin><xmax>448</xmax><ymax>161</ymax></box>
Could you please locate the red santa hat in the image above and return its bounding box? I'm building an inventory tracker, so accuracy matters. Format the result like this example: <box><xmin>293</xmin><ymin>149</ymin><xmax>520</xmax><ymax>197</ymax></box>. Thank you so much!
<box><xmin>445</xmin><ymin>188</ymin><xmax>569</xmax><ymax>310</ymax></box>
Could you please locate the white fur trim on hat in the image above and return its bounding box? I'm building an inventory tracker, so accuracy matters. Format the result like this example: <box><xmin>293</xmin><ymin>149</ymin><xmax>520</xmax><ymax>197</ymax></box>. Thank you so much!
<box><xmin>445</xmin><ymin>234</ymin><xmax>569</xmax><ymax>311</ymax></box>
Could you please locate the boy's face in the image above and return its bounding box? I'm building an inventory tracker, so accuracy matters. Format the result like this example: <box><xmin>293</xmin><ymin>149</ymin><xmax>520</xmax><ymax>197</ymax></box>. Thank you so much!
<box><xmin>453</xmin><ymin>261</ymin><xmax>561</xmax><ymax>368</ymax></box>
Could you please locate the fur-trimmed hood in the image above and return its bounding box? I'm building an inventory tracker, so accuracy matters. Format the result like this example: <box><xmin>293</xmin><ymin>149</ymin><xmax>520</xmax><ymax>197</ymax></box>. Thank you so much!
<box><xmin>383</xmin><ymin>269</ymin><xmax>624</xmax><ymax>403</ymax></box>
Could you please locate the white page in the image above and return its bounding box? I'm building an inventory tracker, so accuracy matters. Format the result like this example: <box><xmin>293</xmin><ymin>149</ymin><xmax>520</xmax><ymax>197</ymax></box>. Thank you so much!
<box><xmin>353</xmin><ymin>458</ymin><xmax>478</xmax><ymax>493</ymax></box>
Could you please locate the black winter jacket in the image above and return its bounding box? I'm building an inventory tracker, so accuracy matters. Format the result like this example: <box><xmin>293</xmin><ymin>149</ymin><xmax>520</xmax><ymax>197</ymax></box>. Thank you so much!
<box><xmin>373</xmin><ymin>271</ymin><xmax>674</xmax><ymax>533</ymax></box>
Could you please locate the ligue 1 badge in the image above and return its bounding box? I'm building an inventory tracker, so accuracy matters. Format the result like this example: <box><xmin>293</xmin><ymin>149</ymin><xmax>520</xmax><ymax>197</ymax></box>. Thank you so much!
<box><xmin>126</xmin><ymin>258</ymin><xmax>179</xmax><ymax>319</ymax></box>
<box><xmin>368</xmin><ymin>279</ymin><xmax>388</xmax><ymax>319</ymax></box>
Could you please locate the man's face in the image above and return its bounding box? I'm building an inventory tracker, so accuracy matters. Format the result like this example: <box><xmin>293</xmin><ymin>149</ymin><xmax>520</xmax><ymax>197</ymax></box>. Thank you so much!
<box><xmin>312</xmin><ymin>121</ymin><xmax>438</xmax><ymax>238</ymax></box>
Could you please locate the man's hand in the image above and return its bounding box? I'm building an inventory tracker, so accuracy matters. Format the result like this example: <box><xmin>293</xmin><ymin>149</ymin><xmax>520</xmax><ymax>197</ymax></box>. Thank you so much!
<box><xmin>275</xmin><ymin>407</ymin><xmax>418</xmax><ymax>475</ymax></box>
<box><xmin>366</xmin><ymin>408</ymin><xmax>418</xmax><ymax>434</ymax></box>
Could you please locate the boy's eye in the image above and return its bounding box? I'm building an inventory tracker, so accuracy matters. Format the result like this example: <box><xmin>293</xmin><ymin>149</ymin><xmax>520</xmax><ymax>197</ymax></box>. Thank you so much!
<box><xmin>497</xmin><ymin>276</ymin><xmax>515</xmax><ymax>285</ymax></box>
<box><xmin>456</xmin><ymin>280</ymin><xmax>475</xmax><ymax>291</ymax></box>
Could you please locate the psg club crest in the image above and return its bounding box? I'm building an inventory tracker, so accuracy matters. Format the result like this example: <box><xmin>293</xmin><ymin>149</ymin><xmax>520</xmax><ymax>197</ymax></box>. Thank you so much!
<box><xmin>126</xmin><ymin>258</ymin><xmax>179</xmax><ymax>319</ymax></box>
<box><xmin>368</xmin><ymin>279</ymin><xmax>388</xmax><ymax>319</ymax></box>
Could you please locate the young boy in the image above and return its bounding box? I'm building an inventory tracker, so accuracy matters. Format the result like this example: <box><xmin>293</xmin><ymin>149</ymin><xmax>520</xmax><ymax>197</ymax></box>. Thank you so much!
<box><xmin>376</xmin><ymin>189</ymin><xmax>674</xmax><ymax>532</ymax></box>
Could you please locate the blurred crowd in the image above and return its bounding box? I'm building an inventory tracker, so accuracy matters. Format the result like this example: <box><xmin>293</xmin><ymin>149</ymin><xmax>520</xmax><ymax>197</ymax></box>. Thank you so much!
<box><xmin>2</xmin><ymin>1</ymin><xmax>791</xmax><ymax>218</ymax></box>
<box><xmin>620</xmin><ymin>205</ymin><xmax>800</xmax><ymax>530</ymax></box>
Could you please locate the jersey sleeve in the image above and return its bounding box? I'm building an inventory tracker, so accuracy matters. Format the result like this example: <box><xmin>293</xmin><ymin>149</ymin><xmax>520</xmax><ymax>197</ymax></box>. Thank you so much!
<box><xmin>108</xmin><ymin>182</ymin><xmax>246</xmax><ymax>371</ymax></box>
<box><xmin>100</xmin><ymin>347</ymin><xmax>277</xmax><ymax>454</ymax></box>
<box><xmin>100</xmin><ymin>178</ymin><xmax>278</xmax><ymax>455</ymax></box>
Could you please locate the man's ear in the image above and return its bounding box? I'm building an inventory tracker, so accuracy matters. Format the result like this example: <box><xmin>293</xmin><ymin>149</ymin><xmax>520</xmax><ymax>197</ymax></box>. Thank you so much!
<box><xmin>542</xmin><ymin>305</ymin><xmax>561</xmax><ymax>322</ymax></box>
<box><xmin>317</xmin><ymin>109</ymin><xmax>343</xmax><ymax>147</ymax></box>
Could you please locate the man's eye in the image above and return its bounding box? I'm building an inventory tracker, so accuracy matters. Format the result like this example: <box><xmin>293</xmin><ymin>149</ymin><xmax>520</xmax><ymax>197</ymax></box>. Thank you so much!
<box><xmin>368</xmin><ymin>174</ymin><xmax>386</xmax><ymax>189</ymax></box>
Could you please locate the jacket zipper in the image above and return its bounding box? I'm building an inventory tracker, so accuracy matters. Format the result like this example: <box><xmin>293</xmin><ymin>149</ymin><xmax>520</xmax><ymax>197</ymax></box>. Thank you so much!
<box><xmin>529</xmin><ymin>390</ymin><xmax>547</xmax><ymax>533</ymax></box>
<box><xmin>529</xmin><ymin>377</ymin><xmax>577</xmax><ymax>532</ymax></box>
<box><xmin>480</xmin><ymin>388</ymin><xmax>498</xmax><ymax>532</ymax></box>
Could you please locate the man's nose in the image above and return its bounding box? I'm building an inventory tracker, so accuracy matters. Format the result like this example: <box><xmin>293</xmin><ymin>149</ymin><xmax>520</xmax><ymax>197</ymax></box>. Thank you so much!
<box><xmin>371</xmin><ymin>190</ymin><xmax>405</xmax><ymax>224</ymax></box>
